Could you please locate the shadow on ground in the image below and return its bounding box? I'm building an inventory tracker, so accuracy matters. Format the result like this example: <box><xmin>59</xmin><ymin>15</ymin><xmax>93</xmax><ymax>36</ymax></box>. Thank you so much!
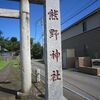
<box><xmin>0</xmin><ymin>66</ymin><xmax>45</xmax><ymax>100</ymax></box>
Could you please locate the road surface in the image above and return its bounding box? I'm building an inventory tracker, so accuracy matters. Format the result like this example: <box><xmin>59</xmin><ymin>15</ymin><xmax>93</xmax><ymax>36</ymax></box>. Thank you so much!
<box><xmin>31</xmin><ymin>59</ymin><xmax>100</xmax><ymax>100</ymax></box>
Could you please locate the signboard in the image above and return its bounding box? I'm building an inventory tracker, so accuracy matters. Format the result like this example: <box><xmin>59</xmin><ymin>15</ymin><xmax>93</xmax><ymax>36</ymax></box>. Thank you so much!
<box><xmin>45</xmin><ymin>0</ymin><xmax>63</xmax><ymax>100</ymax></box>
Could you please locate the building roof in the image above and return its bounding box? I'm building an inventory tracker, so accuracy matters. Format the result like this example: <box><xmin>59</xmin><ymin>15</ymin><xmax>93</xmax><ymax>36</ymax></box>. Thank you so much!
<box><xmin>8</xmin><ymin>0</ymin><xmax>44</xmax><ymax>4</ymax></box>
<box><xmin>62</xmin><ymin>8</ymin><xmax>100</xmax><ymax>33</ymax></box>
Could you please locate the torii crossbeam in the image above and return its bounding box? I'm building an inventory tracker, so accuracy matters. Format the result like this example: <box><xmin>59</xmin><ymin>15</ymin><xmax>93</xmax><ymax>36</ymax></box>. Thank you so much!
<box><xmin>8</xmin><ymin>0</ymin><xmax>44</xmax><ymax>4</ymax></box>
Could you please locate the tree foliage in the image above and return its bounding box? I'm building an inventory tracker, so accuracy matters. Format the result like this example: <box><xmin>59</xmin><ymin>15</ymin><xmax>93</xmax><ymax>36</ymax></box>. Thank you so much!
<box><xmin>31</xmin><ymin>42</ymin><xmax>43</xmax><ymax>59</ymax></box>
<box><xmin>0</xmin><ymin>30</ymin><xmax>43</xmax><ymax>58</ymax></box>
<box><xmin>5</xmin><ymin>37</ymin><xmax>20</xmax><ymax>52</ymax></box>
<box><xmin>0</xmin><ymin>30</ymin><xmax>20</xmax><ymax>55</ymax></box>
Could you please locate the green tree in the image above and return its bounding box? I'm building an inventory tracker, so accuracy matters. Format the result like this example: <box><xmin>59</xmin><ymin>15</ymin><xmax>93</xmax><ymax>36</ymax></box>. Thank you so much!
<box><xmin>10</xmin><ymin>37</ymin><xmax>17</xmax><ymax>42</ymax></box>
<box><xmin>31</xmin><ymin>42</ymin><xmax>43</xmax><ymax>59</ymax></box>
<box><xmin>0</xmin><ymin>30</ymin><xmax>4</xmax><ymax>51</ymax></box>
<box><xmin>30</xmin><ymin>38</ymin><xmax>34</xmax><ymax>46</ymax></box>
<box><xmin>0</xmin><ymin>31</ymin><xmax>20</xmax><ymax>55</ymax></box>
<box><xmin>5</xmin><ymin>37</ymin><xmax>20</xmax><ymax>55</ymax></box>
<box><xmin>0</xmin><ymin>30</ymin><xmax>3</xmax><ymax>38</ymax></box>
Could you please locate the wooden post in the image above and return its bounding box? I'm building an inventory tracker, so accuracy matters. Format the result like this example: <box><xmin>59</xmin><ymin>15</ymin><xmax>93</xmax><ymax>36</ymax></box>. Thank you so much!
<box><xmin>44</xmin><ymin>0</ymin><xmax>63</xmax><ymax>100</ymax></box>
<box><xmin>20</xmin><ymin>0</ymin><xmax>32</xmax><ymax>93</ymax></box>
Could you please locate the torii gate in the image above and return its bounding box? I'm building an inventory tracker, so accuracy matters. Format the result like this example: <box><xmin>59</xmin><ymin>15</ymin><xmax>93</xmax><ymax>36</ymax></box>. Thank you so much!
<box><xmin>0</xmin><ymin>0</ymin><xmax>65</xmax><ymax>100</ymax></box>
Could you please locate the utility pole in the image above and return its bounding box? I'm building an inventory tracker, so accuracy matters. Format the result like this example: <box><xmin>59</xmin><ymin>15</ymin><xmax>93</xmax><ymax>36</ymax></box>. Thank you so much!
<box><xmin>20</xmin><ymin>0</ymin><xmax>32</xmax><ymax>93</ymax></box>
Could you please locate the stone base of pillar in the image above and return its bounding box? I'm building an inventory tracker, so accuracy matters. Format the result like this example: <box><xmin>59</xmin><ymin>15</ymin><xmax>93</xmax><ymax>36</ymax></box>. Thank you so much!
<box><xmin>17</xmin><ymin>91</ymin><xmax>45</xmax><ymax>100</ymax></box>
<box><xmin>17</xmin><ymin>91</ymin><xmax>32</xmax><ymax>100</ymax></box>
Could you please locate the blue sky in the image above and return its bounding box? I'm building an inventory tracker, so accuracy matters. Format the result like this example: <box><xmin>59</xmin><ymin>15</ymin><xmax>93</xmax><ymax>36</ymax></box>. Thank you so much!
<box><xmin>0</xmin><ymin>0</ymin><xmax>100</xmax><ymax>44</ymax></box>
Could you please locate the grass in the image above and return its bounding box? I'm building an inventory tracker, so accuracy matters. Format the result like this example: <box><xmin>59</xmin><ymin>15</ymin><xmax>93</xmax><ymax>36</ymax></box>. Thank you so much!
<box><xmin>0</xmin><ymin>56</ymin><xmax>20</xmax><ymax>70</ymax></box>
<box><xmin>0</xmin><ymin>56</ymin><xmax>9</xmax><ymax>70</ymax></box>
<box><xmin>9</xmin><ymin>58</ymin><xmax>20</xmax><ymax>68</ymax></box>
<box><xmin>0</xmin><ymin>60</ymin><xmax>9</xmax><ymax>70</ymax></box>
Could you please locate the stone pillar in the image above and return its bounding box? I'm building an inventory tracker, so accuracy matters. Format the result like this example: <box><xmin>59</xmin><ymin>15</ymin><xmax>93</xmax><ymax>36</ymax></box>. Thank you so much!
<box><xmin>20</xmin><ymin>0</ymin><xmax>32</xmax><ymax>93</ymax></box>
<box><xmin>35</xmin><ymin>68</ymin><xmax>40</xmax><ymax>82</ymax></box>
<box><xmin>44</xmin><ymin>0</ymin><xmax>63</xmax><ymax>100</ymax></box>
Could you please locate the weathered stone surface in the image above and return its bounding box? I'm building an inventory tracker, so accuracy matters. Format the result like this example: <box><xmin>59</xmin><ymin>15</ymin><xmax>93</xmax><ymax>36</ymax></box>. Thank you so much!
<box><xmin>8</xmin><ymin>0</ymin><xmax>44</xmax><ymax>4</ymax></box>
<box><xmin>0</xmin><ymin>8</ymin><xmax>19</xmax><ymax>18</ymax></box>
<box><xmin>20</xmin><ymin>0</ymin><xmax>32</xmax><ymax>93</ymax></box>
<box><xmin>45</xmin><ymin>0</ymin><xmax>63</xmax><ymax>100</ymax></box>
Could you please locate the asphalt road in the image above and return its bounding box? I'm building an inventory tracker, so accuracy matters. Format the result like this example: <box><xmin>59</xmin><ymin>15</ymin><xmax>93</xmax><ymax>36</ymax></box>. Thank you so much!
<box><xmin>31</xmin><ymin>59</ymin><xmax>100</xmax><ymax>100</ymax></box>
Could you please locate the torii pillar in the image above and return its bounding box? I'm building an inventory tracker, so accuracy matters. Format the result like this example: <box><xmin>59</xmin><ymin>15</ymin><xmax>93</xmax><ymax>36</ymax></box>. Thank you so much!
<box><xmin>20</xmin><ymin>0</ymin><xmax>32</xmax><ymax>93</ymax></box>
<box><xmin>8</xmin><ymin>0</ymin><xmax>43</xmax><ymax>93</ymax></box>
<box><xmin>0</xmin><ymin>0</ymin><xmax>31</xmax><ymax>93</ymax></box>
